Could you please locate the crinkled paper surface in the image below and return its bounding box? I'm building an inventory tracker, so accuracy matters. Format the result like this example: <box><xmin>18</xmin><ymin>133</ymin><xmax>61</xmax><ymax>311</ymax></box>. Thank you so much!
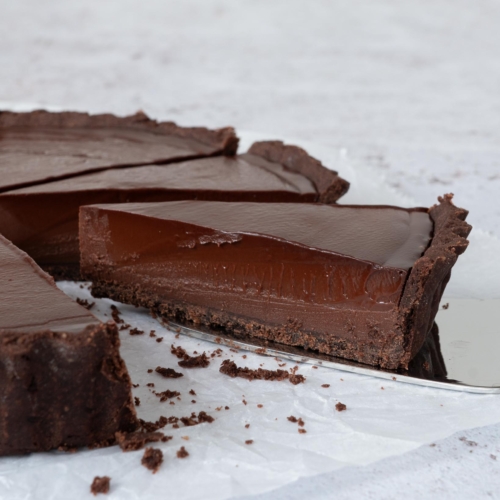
<box><xmin>1</xmin><ymin>133</ymin><xmax>499</xmax><ymax>500</ymax></box>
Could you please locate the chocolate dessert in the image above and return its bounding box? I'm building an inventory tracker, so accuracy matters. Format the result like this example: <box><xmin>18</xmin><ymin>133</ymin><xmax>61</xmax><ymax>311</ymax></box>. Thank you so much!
<box><xmin>0</xmin><ymin>115</ymin><xmax>348</xmax><ymax>280</ymax></box>
<box><xmin>0</xmin><ymin>234</ymin><xmax>137</xmax><ymax>456</ymax></box>
<box><xmin>80</xmin><ymin>195</ymin><xmax>470</xmax><ymax>369</ymax></box>
<box><xmin>0</xmin><ymin>109</ymin><xmax>238</xmax><ymax>192</ymax></box>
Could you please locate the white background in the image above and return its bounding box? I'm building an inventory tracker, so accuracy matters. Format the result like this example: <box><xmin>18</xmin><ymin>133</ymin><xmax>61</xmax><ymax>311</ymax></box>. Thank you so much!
<box><xmin>1</xmin><ymin>1</ymin><xmax>500</xmax><ymax>498</ymax></box>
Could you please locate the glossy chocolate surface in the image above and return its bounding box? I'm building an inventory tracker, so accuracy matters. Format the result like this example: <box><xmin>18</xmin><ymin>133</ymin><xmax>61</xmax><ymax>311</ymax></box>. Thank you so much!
<box><xmin>0</xmin><ymin>127</ymin><xmax>220</xmax><ymax>193</ymax></box>
<box><xmin>0</xmin><ymin>235</ymin><xmax>98</xmax><ymax>333</ymax></box>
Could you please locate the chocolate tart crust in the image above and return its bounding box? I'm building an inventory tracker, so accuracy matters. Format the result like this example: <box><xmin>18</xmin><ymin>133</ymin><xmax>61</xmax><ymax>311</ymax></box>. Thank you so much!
<box><xmin>248</xmin><ymin>140</ymin><xmax>350</xmax><ymax>203</ymax></box>
<box><xmin>0</xmin><ymin>109</ymin><xmax>239</xmax><ymax>158</ymax></box>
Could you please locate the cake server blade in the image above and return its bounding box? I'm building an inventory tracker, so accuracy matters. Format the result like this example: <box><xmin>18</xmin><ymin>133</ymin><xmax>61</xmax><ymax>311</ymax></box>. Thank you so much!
<box><xmin>161</xmin><ymin>298</ymin><xmax>500</xmax><ymax>394</ymax></box>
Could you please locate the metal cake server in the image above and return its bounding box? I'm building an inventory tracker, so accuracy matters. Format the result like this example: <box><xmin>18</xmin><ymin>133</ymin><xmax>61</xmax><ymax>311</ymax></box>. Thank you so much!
<box><xmin>162</xmin><ymin>298</ymin><xmax>500</xmax><ymax>394</ymax></box>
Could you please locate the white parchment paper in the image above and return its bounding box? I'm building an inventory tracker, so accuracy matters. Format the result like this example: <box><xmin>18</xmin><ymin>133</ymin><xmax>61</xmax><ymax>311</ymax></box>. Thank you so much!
<box><xmin>0</xmin><ymin>134</ymin><xmax>499</xmax><ymax>500</ymax></box>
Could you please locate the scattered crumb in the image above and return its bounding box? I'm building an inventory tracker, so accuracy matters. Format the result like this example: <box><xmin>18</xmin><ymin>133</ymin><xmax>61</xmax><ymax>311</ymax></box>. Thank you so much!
<box><xmin>76</xmin><ymin>298</ymin><xmax>95</xmax><ymax>310</ymax></box>
<box><xmin>90</xmin><ymin>476</ymin><xmax>110</xmax><ymax>495</ymax></box>
<box><xmin>340</xmin><ymin>378</ymin><xmax>344</xmax><ymax>381</ymax></box>
<box><xmin>138</xmin><ymin>416</ymin><xmax>169</xmax><ymax>432</ymax></box>
<box><xmin>220</xmin><ymin>359</ymin><xmax>304</xmax><ymax>384</ymax></box>
<box><xmin>215</xmin><ymin>406</ymin><xmax>222</xmax><ymax>411</ymax></box>
<box><xmin>149</xmin><ymin>330</ymin><xmax>156</xmax><ymax>337</ymax></box>
<box><xmin>257</xmin><ymin>404</ymin><xmax>263</xmax><ymax>408</ymax></box>
<box><xmin>392</xmin><ymin>377</ymin><xmax>397</xmax><ymax>381</ymax></box>
<box><xmin>134</xmin><ymin>397</ymin><xmax>140</xmax><ymax>407</ymax></box>
<box><xmin>189</xmin><ymin>389</ymin><xmax>197</xmax><ymax>396</ymax></box>
<box><xmin>179</xmin><ymin>352</ymin><xmax>210</xmax><ymax>368</ymax></box>
<box><xmin>287</xmin><ymin>416</ymin><xmax>298</xmax><ymax>423</ymax></box>
<box><xmin>225</xmin><ymin>406</ymin><xmax>230</xmax><ymax>410</ymax></box>
<box><xmin>245</xmin><ymin>424</ymin><xmax>250</xmax><ymax>429</ymax></box>
<box><xmin>141</xmin><ymin>448</ymin><xmax>163</xmax><ymax>473</ymax></box>
<box><xmin>147</xmin><ymin>369</ymin><xmax>153</xmax><ymax>374</ymax></box>
<box><xmin>155</xmin><ymin>366</ymin><xmax>184</xmax><ymax>378</ymax></box>
<box><xmin>312</xmin><ymin>366</ymin><xmax>318</xmax><ymax>370</ymax></box>
<box><xmin>191</xmin><ymin>400</ymin><xmax>196</xmax><ymax>403</ymax></box>
<box><xmin>115</xmin><ymin>431</ymin><xmax>170</xmax><ymax>452</ymax></box>
<box><xmin>298</xmin><ymin>429</ymin><xmax>307</xmax><ymax>434</ymax></box>
<box><xmin>177</xmin><ymin>446</ymin><xmax>189</xmax><ymax>459</ymax></box>
<box><xmin>230</xmin><ymin>348</ymin><xmax>239</xmax><ymax>353</ymax></box>
<box><xmin>242</xmin><ymin>355</ymin><xmax>247</xmax><ymax>359</ymax></box>
<box><xmin>459</xmin><ymin>437</ymin><xmax>478</xmax><ymax>447</ymax></box>
<box><xmin>181</xmin><ymin>436</ymin><xmax>190</xmax><ymax>441</ymax></box>
<box><xmin>179</xmin><ymin>411</ymin><xmax>215</xmax><ymax>426</ymax></box>
<box><xmin>381</xmin><ymin>387</ymin><xmax>385</xmax><ymax>390</ymax></box>
<box><xmin>321</xmin><ymin>384</ymin><xmax>330</xmax><ymax>388</ymax></box>
<box><xmin>245</xmin><ymin>440</ymin><xmax>254</xmax><ymax>445</ymax></box>
<box><xmin>156</xmin><ymin>337</ymin><xmax>164</xmax><ymax>343</ymax></box>
<box><xmin>110</xmin><ymin>305</ymin><xmax>123</xmax><ymax>324</ymax></box>
<box><xmin>335</xmin><ymin>402</ymin><xmax>347</xmax><ymax>412</ymax></box>
<box><xmin>442</xmin><ymin>303</ymin><xmax>449</xmax><ymax>310</ymax></box>
<box><xmin>242</xmin><ymin>399</ymin><xmax>247</xmax><ymax>405</ymax></box>
<box><xmin>146</xmin><ymin>383</ymin><xmax>155</xmax><ymax>387</ymax></box>
<box><xmin>429</xmin><ymin>443</ymin><xmax>436</xmax><ymax>447</ymax></box>
<box><xmin>132</xmin><ymin>383</ymin><xmax>139</xmax><ymax>388</ymax></box>
<box><xmin>297</xmin><ymin>418</ymin><xmax>305</xmax><ymax>427</ymax></box>
<box><xmin>153</xmin><ymin>389</ymin><xmax>181</xmax><ymax>402</ymax></box>
<box><xmin>491</xmin><ymin>454</ymin><xmax>497</xmax><ymax>460</ymax></box>
<box><xmin>129</xmin><ymin>328</ymin><xmax>144</xmax><ymax>336</ymax></box>
<box><xmin>171</xmin><ymin>345</ymin><xmax>187</xmax><ymax>358</ymax></box>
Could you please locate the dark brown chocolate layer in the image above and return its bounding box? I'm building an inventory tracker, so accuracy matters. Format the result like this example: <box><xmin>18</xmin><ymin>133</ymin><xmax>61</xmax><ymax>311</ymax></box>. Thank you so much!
<box><xmin>0</xmin><ymin>146</ymin><xmax>348</xmax><ymax>280</ymax></box>
<box><xmin>79</xmin><ymin>198</ymin><xmax>468</xmax><ymax>369</ymax></box>
<box><xmin>0</xmin><ymin>110</ymin><xmax>238</xmax><ymax>193</ymax></box>
<box><xmin>0</xmin><ymin>234</ymin><xmax>137</xmax><ymax>456</ymax></box>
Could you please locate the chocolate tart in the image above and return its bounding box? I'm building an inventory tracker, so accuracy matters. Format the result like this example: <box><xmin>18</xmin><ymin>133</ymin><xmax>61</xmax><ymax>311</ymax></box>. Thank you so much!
<box><xmin>0</xmin><ymin>136</ymin><xmax>348</xmax><ymax>280</ymax></box>
<box><xmin>0</xmin><ymin>234</ymin><xmax>137</xmax><ymax>456</ymax></box>
<box><xmin>79</xmin><ymin>195</ymin><xmax>471</xmax><ymax>369</ymax></box>
<box><xmin>0</xmin><ymin>109</ymin><xmax>238</xmax><ymax>192</ymax></box>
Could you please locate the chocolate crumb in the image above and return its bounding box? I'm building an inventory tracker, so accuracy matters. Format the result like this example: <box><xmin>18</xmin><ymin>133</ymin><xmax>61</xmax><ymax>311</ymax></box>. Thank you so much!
<box><xmin>321</xmin><ymin>384</ymin><xmax>330</xmax><ymax>388</ymax></box>
<box><xmin>129</xmin><ymin>328</ymin><xmax>144</xmax><ymax>336</ymax></box>
<box><xmin>134</xmin><ymin>397</ymin><xmax>140</xmax><ymax>407</ymax></box>
<box><xmin>154</xmin><ymin>389</ymin><xmax>181</xmax><ymax>402</ymax></box>
<box><xmin>245</xmin><ymin>424</ymin><xmax>250</xmax><ymax>429</ymax></box>
<box><xmin>141</xmin><ymin>447</ymin><xmax>163</xmax><ymax>473</ymax></box>
<box><xmin>177</xmin><ymin>446</ymin><xmax>189</xmax><ymax>459</ymax></box>
<box><xmin>335</xmin><ymin>402</ymin><xmax>347</xmax><ymax>412</ymax></box>
<box><xmin>156</xmin><ymin>337</ymin><xmax>164</xmax><ymax>343</ymax></box>
<box><xmin>242</xmin><ymin>355</ymin><xmax>247</xmax><ymax>359</ymax></box>
<box><xmin>297</xmin><ymin>418</ymin><xmax>305</xmax><ymax>427</ymax></box>
<box><xmin>225</xmin><ymin>406</ymin><xmax>230</xmax><ymax>410</ymax></box>
<box><xmin>242</xmin><ymin>399</ymin><xmax>247</xmax><ymax>405</ymax></box>
<box><xmin>76</xmin><ymin>298</ymin><xmax>95</xmax><ymax>310</ymax></box>
<box><xmin>155</xmin><ymin>366</ymin><xmax>184</xmax><ymax>378</ymax></box>
<box><xmin>459</xmin><ymin>437</ymin><xmax>478</xmax><ymax>447</ymax></box>
<box><xmin>257</xmin><ymin>404</ymin><xmax>263</xmax><ymax>408</ymax></box>
<box><xmin>245</xmin><ymin>440</ymin><xmax>253</xmax><ymax>445</ymax></box>
<box><xmin>110</xmin><ymin>305</ymin><xmax>123</xmax><ymax>324</ymax></box>
<box><xmin>90</xmin><ymin>476</ymin><xmax>110</xmax><ymax>495</ymax></box>
<box><xmin>179</xmin><ymin>352</ymin><xmax>210</xmax><ymax>368</ymax></box>
<box><xmin>173</xmin><ymin>424</ymin><xmax>179</xmax><ymax>429</ymax></box>
<box><xmin>115</xmin><ymin>431</ymin><xmax>166</xmax><ymax>452</ymax></box>
<box><xmin>139</xmin><ymin>416</ymin><xmax>169</xmax><ymax>432</ymax></box>
<box><xmin>312</xmin><ymin>366</ymin><xmax>318</xmax><ymax>369</ymax></box>
<box><xmin>191</xmin><ymin>400</ymin><xmax>196</xmax><ymax>403</ymax></box>
<box><xmin>171</xmin><ymin>345</ymin><xmax>187</xmax><ymax>358</ymax></box>
<box><xmin>198</xmin><ymin>411</ymin><xmax>214</xmax><ymax>423</ymax></box>
<box><xmin>392</xmin><ymin>377</ymin><xmax>397</xmax><ymax>381</ymax></box>
<box><xmin>132</xmin><ymin>383</ymin><xmax>139</xmax><ymax>388</ymax></box>
<box><xmin>220</xmin><ymin>359</ymin><xmax>293</xmax><ymax>383</ymax></box>
<box><xmin>442</xmin><ymin>303</ymin><xmax>450</xmax><ymax>310</ymax></box>
<box><xmin>149</xmin><ymin>330</ymin><xmax>156</xmax><ymax>337</ymax></box>
<box><xmin>381</xmin><ymin>386</ymin><xmax>385</xmax><ymax>390</ymax></box>
<box><xmin>491</xmin><ymin>454</ymin><xmax>497</xmax><ymax>460</ymax></box>
<box><xmin>298</xmin><ymin>429</ymin><xmax>307</xmax><ymax>434</ymax></box>
<box><xmin>287</xmin><ymin>416</ymin><xmax>298</xmax><ymax>423</ymax></box>
<box><xmin>181</xmin><ymin>436</ymin><xmax>189</xmax><ymax>441</ymax></box>
<box><xmin>147</xmin><ymin>369</ymin><xmax>153</xmax><ymax>373</ymax></box>
<box><xmin>189</xmin><ymin>389</ymin><xmax>197</xmax><ymax>396</ymax></box>
<box><xmin>147</xmin><ymin>383</ymin><xmax>155</xmax><ymax>387</ymax></box>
